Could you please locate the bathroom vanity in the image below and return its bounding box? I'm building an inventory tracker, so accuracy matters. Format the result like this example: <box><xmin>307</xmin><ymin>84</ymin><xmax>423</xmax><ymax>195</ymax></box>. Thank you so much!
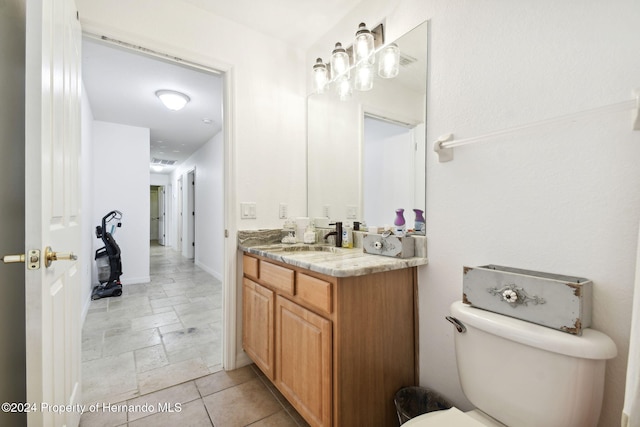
<box><xmin>240</xmin><ymin>239</ymin><xmax>427</xmax><ymax>427</ymax></box>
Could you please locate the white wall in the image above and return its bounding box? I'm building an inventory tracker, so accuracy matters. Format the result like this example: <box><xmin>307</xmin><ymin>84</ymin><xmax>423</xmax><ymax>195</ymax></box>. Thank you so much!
<box><xmin>363</xmin><ymin>117</ymin><xmax>415</xmax><ymax>227</ymax></box>
<box><xmin>80</xmin><ymin>84</ymin><xmax>95</xmax><ymax>317</ymax></box>
<box><xmin>92</xmin><ymin>120</ymin><xmax>151</xmax><ymax>285</ymax></box>
<box><xmin>309</xmin><ymin>1</ymin><xmax>640</xmax><ymax>427</ymax></box>
<box><xmin>170</xmin><ymin>132</ymin><xmax>224</xmax><ymax>280</ymax></box>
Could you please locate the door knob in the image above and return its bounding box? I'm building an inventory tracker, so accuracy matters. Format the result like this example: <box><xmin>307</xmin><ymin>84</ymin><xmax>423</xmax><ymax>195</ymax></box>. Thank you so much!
<box><xmin>3</xmin><ymin>249</ymin><xmax>41</xmax><ymax>270</ymax></box>
<box><xmin>44</xmin><ymin>246</ymin><xmax>78</xmax><ymax>268</ymax></box>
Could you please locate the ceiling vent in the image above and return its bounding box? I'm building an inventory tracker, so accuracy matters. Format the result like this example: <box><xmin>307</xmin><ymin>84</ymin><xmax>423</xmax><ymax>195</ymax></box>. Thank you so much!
<box><xmin>151</xmin><ymin>158</ymin><xmax>177</xmax><ymax>166</ymax></box>
<box><xmin>399</xmin><ymin>53</ymin><xmax>418</xmax><ymax>67</ymax></box>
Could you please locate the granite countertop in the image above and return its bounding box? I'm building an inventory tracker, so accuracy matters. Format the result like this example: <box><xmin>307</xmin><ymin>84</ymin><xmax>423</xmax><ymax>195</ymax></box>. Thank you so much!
<box><xmin>238</xmin><ymin>229</ymin><xmax>428</xmax><ymax>278</ymax></box>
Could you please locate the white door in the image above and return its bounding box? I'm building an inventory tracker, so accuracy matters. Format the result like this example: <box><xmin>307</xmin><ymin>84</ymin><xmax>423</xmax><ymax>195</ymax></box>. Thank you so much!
<box><xmin>150</xmin><ymin>187</ymin><xmax>159</xmax><ymax>241</ymax></box>
<box><xmin>158</xmin><ymin>186</ymin><xmax>166</xmax><ymax>246</ymax></box>
<box><xmin>25</xmin><ymin>0</ymin><xmax>83</xmax><ymax>426</ymax></box>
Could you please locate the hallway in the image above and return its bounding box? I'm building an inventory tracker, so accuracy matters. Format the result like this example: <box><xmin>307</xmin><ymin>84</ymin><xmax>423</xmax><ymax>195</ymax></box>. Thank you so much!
<box><xmin>82</xmin><ymin>243</ymin><xmax>223</xmax><ymax>402</ymax></box>
<box><xmin>80</xmin><ymin>244</ymin><xmax>308</xmax><ymax>426</ymax></box>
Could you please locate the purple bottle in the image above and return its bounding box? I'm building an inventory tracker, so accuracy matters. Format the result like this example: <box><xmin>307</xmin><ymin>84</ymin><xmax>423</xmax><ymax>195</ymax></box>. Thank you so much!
<box><xmin>394</xmin><ymin>209</ymin><xmax>406</xmax><ymax>236</ymax></box>
<box><xmin>413</xmin><ymin>209</ymin><xmax>425</xmax><ymax>233</ymax></box>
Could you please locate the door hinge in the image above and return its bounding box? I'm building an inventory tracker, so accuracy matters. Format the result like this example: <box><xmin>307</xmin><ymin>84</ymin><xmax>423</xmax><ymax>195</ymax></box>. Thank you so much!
<box><xmin>225</xmin><ymin>229</ymin><xmax>229</xmax><ymax>238</ymax></box>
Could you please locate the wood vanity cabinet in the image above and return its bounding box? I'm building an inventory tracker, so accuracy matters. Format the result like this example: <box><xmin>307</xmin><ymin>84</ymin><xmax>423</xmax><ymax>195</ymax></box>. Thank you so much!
<box><xmin>242</xmin><ymin>253</ymin><xmax>417</xmax><ymax>427</ymax></box>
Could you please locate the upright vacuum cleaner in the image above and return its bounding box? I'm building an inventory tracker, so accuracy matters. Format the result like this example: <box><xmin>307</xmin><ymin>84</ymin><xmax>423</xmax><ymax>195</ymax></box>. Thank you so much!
<box><xmin>92</xmin><ymin>210</ymin><xmax>123</xmax><ymax>300</ymax></box>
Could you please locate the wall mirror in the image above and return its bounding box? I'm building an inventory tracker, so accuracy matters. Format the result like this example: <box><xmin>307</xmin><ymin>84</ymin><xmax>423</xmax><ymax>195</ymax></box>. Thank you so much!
<box><xmin>307</xmin><ymin>21</ymin><xmax>428</xmax><ymax>229</ymax></box>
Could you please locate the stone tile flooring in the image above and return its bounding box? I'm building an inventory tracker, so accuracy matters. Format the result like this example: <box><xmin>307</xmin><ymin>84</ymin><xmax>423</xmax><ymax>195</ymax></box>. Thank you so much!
<box><xmin>80</xmin><ymin>243</ymin><xmax>308</xmax><ymax>426</ymax></box>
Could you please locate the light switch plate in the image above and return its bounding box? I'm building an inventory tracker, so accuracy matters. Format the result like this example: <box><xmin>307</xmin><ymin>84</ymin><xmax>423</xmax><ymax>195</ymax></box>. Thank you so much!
<box><xmin>240</xmin><ymin>202</ymin><xmax>257</xmax><ymax>219</ymax></box>
<box><xmin>279</xmin><ymin>203</ymin><xmax>288</xmax><ymax>219</ymax></box>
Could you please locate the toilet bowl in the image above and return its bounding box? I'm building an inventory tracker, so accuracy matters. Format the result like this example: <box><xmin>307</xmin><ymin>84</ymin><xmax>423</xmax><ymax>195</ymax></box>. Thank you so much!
<box><xmin>402</xmin><ymin>407</ymin><xmax>504</xmax><ymax>427</ymax></box>
<box><xmin>405</xmin><ymin>302</ymin><xmax>617</xmax><ymax>427</ymax></box>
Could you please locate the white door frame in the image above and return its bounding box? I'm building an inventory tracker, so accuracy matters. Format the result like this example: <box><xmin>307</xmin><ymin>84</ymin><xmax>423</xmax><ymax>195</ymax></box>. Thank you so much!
<box><xmin>81</xmin><ymin>31</ymin><xmax>239</xmax><ymax>370</ymax></box>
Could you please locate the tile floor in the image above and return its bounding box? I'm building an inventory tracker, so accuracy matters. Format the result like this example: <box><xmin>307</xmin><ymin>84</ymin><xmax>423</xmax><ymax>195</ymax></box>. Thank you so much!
<box><xmin>80</xmin><ymin>243</ymin><xmax>308</xmax><ymax>426</ymax></box>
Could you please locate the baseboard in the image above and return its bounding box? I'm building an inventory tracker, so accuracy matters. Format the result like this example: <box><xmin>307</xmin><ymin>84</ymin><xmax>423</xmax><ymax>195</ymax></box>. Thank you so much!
<box><xmin>195</xmin><ymin>260</ymin><xmax>223</xmax><ymax>281</ymax></box>
<box><xmin>235</xmin><ymin>352</ymin><xmax>252</xmax><ymax>369</ymax></box>
<box><xmin>121</xmin><ymin>276</ymin><xmax>151</xmax><ymax>285</ymax></box>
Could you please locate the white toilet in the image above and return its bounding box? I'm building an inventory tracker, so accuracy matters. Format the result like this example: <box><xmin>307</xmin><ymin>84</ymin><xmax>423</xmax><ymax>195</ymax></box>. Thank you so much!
<box><xmin>405</xmin><ymin>301</ymin><xmax>617</xmax><ymax>427</ymax></box>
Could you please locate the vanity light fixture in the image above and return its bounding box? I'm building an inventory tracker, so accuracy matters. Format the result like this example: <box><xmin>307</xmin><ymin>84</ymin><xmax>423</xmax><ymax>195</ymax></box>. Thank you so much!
<box><xmin>312</xmin><ymin>22</ymin><xmax>398</xmax><ymax>99</ymax></box>
<box><xmin>155</xmin><ymin>89</ymin><xmax>190</xmax><ymax>111</ymax></box>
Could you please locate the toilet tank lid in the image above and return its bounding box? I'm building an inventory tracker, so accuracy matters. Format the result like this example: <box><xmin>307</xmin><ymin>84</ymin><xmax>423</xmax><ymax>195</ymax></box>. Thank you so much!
<box><xmin>450</xmin><ymin>301</ymin><xmax>617</xmax><ymax>360</ymax></box>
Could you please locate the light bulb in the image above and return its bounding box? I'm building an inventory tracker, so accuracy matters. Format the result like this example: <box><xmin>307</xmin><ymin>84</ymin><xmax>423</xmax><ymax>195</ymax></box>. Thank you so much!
<box><xmin>354</xmin><ymin>23</ymin><xmax>375</xmax><ymax>65</ymax></box>
<box><xmin>330</xmin><ymin>42</ymin><xmax>350</xmax><ymax>80</ymax></box>
<box><xmin>378</xmin><ymin>43</ymin><xmax>400</xmax><ymax>79</ymax></box>
<box><xmin>336</xmin><ymin>76</ymin><xmax>352</xmax><ymax>101</ymax></box>
<box><xmin>313</xmin><ymin>58</ymin><xmax>328</xmax><ymax>94</ymax></box>
<box><xmin>354</xmin><ymin>63</ymin><xmax>373</xmax><ymax>91</ymax></box>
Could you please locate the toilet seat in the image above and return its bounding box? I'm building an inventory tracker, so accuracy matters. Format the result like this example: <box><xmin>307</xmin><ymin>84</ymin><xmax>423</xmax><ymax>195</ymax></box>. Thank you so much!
<box><xmin>402</xmin><ymin>407</ymin><xmax>506</xmax><ymax>427</ymax></box>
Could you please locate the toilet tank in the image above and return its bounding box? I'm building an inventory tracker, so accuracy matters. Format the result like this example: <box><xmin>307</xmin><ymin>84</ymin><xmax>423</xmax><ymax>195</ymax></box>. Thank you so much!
<box><xmin>449</xmin><ymin>301</ymin><xmax>617</xmax><ymax>427</ymax></box>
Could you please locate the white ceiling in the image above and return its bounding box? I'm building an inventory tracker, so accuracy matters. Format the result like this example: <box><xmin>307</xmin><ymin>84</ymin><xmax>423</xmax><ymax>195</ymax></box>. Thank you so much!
<box><xmin>82</xmin><ymin>37</ymin><xmax>224</xmax><ymax>174</ymax></box>
<box><xmin>180</xmin><ymin>0</ymin><xmax>362</xmax><ymax>49</ymax></box>
<box><xmin>81</xmin><ymin>1</ymin><xmax>362</xmax><ymax>174</ymax></box>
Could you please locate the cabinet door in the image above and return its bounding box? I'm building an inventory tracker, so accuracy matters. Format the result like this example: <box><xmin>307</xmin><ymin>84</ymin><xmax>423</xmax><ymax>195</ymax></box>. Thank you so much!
<box><xmin>242</xmin><ymin>278</ymin><xmax>275</xmax><ymax>380</ymax></box>
<box><xmin>276</xmin><ymin>297</ymin><xmax>332</xmax><ymax>427</ymax></box>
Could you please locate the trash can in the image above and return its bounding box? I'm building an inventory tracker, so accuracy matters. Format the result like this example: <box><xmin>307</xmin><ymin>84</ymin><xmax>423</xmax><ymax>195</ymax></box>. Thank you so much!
<box><xmin>394</xmin><ymin>386</ymin><xmax>452</xmax><ymax>425</ymax></box>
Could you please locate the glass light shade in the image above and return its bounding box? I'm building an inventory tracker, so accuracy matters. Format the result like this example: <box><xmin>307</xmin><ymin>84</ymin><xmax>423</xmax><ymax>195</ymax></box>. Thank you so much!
<box><xmin>313</xmin><ymin>58</ymin><xmax>329</xmax><ymax>94</ymax></box>
<box><xmin>156</xmin><ymin>90</ymin><xmax>190</xmax><ymax>111</ymax></box>
<box><xmin>354</xmin><ymin>63</ymin><xmax>373</xmax><ymax>91</ymax></box>
<box><xmin>330</xmin><ymin>42</ymin><xmax>350</xmax><ymax>80</ymax></box>
<box><xmin>378</xmin><ymin>43</ymin><xmax>400</xmax><ymax>79</ymax></box>
<box><xmin>335</xmin><ymin>76</ymin><xmax>352</xmax><ymax>101</ymax></box>
<box><xmin>354</xmin><ymin>23</ymin><xmax>375</xmax><ymax>65</ymax></box>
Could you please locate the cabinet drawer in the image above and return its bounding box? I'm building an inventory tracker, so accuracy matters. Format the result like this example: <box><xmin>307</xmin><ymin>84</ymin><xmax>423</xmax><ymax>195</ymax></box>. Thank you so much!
<box><xmin>243</xmin><ymin>255</ymin><xmax>259</xmax><ymax>279</ymax></box>
<box><xmin>260</xmin><ymin>261</ymin><xmax>295</xmax><ymax>296</ymax></box>
<box><xmin>297</xmin><ymin>273</ymin><xmax>332</xmax><ymax>315</ymax></box>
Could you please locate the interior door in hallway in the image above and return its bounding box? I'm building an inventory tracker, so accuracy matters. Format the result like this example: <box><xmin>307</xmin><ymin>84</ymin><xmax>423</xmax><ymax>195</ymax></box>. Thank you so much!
<box><xmin>186</xmin><ymin>169</ymin><xmax>195</xmax><ymax>259</ymax></box>
<box><xmin>158</xmin><ymin>186</ymin><xmax>166</xmax><ymax>245</ymax></box>
<box><xmin>25</xmin><ymin>0</ymin><xmax>83</xmax><ymax>425</ymax></box>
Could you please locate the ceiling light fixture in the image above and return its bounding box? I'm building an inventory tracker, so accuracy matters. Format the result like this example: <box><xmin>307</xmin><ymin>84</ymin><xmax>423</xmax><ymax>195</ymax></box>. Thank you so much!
<box><xmin>312</xmin><ymin>22</ymin><xmax>399</xmax><ymax>100</ymax></box>
<box><xmin>155</xmin><ymin>89</ymin><xmax>190</xmax><ymax>111</ymax></box>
